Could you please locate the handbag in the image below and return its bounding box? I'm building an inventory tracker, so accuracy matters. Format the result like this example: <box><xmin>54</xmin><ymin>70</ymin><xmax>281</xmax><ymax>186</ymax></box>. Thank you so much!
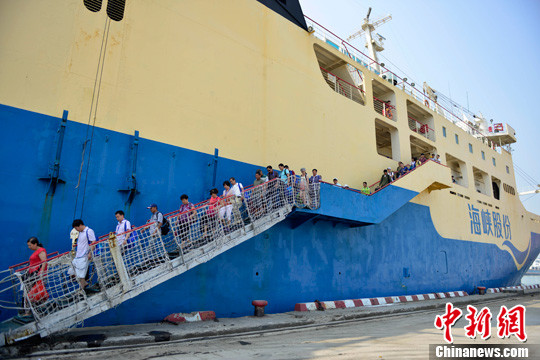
<box><xmin>124</xmin><ymin>221</ymin><xmax>137</xmax><ymax>247</ymax></box>
<box><xmin>28</xmin><ymin>280</ymin><xmax>49</xmax><ymax>303</ymax></box>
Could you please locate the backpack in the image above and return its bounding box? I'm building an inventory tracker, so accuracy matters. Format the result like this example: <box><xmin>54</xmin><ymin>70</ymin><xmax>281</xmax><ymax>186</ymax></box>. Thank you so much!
<box><xmin>159</xmin><ymin>212</ymin><xmax>170</xmax><ymax>235</ymax></box>
<box><xmin>124</xmin><ymin>221</ymin><xmax>137</xmax><ymax>246</ymax></box>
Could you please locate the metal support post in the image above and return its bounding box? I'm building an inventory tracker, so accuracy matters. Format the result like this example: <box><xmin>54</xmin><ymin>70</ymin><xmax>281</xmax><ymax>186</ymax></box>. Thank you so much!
<box><xmin>107</xmin><ymin>233</ymin><xmax>132</xmax><ymax>292</ymax></box>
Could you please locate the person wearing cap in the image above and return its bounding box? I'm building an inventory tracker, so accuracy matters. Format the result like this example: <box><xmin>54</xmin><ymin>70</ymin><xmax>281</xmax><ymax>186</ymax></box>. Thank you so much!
<box><xmin>147</xmin><ymin>204</ymin><xmax>163</xmax><ymax>235</ymax></box>
<box><xmin>387</xmin><ymin>167</ymin><xmax>395</xmax><ymax>181</ymax></box>
<box><xmin>332</xmin><ymin>178</ymin><xmax>341</xmax><ymax>187</ymax></box>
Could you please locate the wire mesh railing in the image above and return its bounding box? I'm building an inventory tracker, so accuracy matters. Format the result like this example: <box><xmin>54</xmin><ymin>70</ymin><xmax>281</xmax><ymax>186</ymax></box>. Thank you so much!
<box><xmin>1</xmin><ymin>178</ymin><xmax>320</xmax><ymax>332</ymax></box>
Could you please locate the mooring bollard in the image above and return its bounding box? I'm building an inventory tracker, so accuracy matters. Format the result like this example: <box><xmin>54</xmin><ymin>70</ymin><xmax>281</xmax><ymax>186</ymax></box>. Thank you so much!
<box><xmin>252</xmin><ymin>300</ymin><xmax>268</xmax><ymax>317</ymax></box>
<box><xmin>477</xmin><ymin>286</ymin><xmax>486</xmax><ymax>295</ymax></box>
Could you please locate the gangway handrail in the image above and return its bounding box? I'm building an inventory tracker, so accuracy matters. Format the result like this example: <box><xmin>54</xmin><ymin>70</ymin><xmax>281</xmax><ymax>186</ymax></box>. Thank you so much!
<box><xmin>8</xmin><ymin>252</ymin><xmax>59</xmax><ymax>270</ymax></box>
<box><xmin>0</xmin><ymin>178</ymin><xmax>320</xmax><ymax>344</ymax></box>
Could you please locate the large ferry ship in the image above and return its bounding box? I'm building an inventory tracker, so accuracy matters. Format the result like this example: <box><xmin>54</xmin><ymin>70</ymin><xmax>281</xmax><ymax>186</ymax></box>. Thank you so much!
<box><xmin>0</xmin><ymin>0</ymin><xmax>539</xmax><ymax>341</ymax></box>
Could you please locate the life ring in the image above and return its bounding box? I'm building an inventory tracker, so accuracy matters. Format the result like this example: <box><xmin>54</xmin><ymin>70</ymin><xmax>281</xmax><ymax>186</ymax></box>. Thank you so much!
<box><xmin>424</xmin><ymin>99</ymin><xmax>430</xmax><ymax>108</ymax></box>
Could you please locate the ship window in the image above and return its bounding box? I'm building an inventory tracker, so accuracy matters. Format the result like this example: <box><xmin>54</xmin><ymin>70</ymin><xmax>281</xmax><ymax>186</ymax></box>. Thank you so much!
<box><xmin>473</xmin><ymin>167</ymin><xmax>490</xmax><ymax>196</ymax></box>
<box><xmin>107</xmin><ymin>0</ymin><xmax>125</xmax><ymax>21</ymax></box>
<box><xmin>442</xmin><ymin>127</ymin><xmax>447</xmax><ymax>137</ymax></box>
<box><xmin>375</xmin><ymin>119</ymin><xmax>399</xmax><ymax>160</ymax></box>
<box><xmin>410</xmin><ymin>135</ymin><xmax>436</xmax><ymax>163</ymax></box>
<box><xmin>455</xmin><ymin>134</ymin><xmax>459</xmax><ymax>144</ymax></box>
<box><xmin>492</xmin><ymin>157</ymin><xmax>496</xmax><ymax>166</ymax></box>
<box><xmin>446</xmin><ymin>153</ymin><xmax>468</xmax><ymax>188</ymax></box>
<box><xmin>313</xmin><ymin>45</ymin><xmax>365</xmax><ymax>106</ymax></box>
<box><xmin>407</xmin><ymin>100</ymin><xmax>435</xmax><ymax>141</ymax></box>
<box><xmin>503</xmin><ymin>183</ymin><xmax>516</xmax><ymax>195</ymax></box>
<box><xmin>506</xmin><ymin>165</ymin><xmax>510</xmax><ymax>174</ymax></box>
<box><xmin>84</xmin><ymin>0</ymin><xmax>102</xmax><ymax>12</ymax></box>
<box><xmin>469</xmin><ymin>143</ymin><xmax>473</xmax><ymax>153</ymax></box>
<box><xmin>481</xmin><ymin>151</ymin><xmax>485</xmax><ymax>160</ymax></box>
<box><xmin>373</xmin><ymin>80</ymin><xmax>396</xmax><ymax>121</ymax></box>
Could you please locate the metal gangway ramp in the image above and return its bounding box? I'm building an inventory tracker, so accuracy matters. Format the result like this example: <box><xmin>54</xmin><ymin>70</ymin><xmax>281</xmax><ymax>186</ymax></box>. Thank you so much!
<box><xmin>0</xmin><ymin>178</ymin><xmax>319</xmax><ymax>345</ymax></box>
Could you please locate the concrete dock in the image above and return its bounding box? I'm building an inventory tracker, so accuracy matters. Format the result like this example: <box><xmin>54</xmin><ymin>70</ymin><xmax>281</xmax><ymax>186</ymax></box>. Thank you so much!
<box><xmin>2</xmin><ymin>291</ymin><xmax>539</xmax><ymax>359</ymax></box>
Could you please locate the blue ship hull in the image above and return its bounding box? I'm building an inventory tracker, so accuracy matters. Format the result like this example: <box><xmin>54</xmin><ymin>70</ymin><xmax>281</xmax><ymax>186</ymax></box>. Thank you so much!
<box><xmin>1</xmin><ymin>104</ymin><xmax>539</xmax><ymax>325</ymax></box>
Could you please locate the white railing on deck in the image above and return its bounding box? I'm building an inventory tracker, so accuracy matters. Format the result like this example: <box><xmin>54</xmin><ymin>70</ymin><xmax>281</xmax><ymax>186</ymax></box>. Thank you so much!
<box><xmin>373</xmin><ymin>97</ymin><xmax>396</xmax><ymax>121</ymax></box>
<box><xmin>408</xmin><ymin>116</ymin><xmax>435</xmax><ymax>142</ymax></box>
<box><xmin>305</xmin><ymin>16</ymin><xmax>499</xmax><ymax>151</ymax></box>
<box><xmin>319</xmin><ymin>67</ymin><xmax>365</xmax><ymax>105</ymax></box>
<box><xmin>0</xmin><ymin>178</ymin><xmax>320</xmax><ymax>340</ymax></box>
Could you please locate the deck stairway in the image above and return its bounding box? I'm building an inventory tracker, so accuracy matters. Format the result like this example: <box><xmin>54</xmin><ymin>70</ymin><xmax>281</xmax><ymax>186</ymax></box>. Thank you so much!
<box><xmin>290</xmin><ymin>160</ymin><xmax>452</xmax><ymax>228</ymax></box>
<box><xmin>0</xmin><ymin>179</ymin><xmax>319</xmax><ymax>345</ymax></box>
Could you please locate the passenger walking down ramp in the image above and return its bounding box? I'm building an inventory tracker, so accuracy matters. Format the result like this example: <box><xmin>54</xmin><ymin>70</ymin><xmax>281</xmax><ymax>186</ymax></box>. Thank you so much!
<box><xmin>0</xmin><ymin>178</ymin><xmax>320</xmax><ymax>346</ymax></box>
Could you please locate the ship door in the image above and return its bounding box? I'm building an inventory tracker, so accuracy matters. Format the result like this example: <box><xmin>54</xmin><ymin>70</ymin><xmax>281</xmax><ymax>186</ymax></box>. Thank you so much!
<box><xmin>492</xmin><ymin>180</ymin><xmax>500</xmax><ymax>200</ymax></box>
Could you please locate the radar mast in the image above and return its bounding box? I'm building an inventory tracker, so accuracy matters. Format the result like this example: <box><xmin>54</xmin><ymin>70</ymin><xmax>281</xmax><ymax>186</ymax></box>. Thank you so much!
<box><xmin>347</xmin><ymin>8</ymin><xmax>392</xmax><ymax>74</ymax></box>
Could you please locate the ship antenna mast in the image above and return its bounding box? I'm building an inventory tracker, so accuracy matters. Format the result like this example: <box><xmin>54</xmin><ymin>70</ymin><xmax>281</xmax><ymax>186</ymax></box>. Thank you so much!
<box><xmin>347</xmin><ymin>8</ymin><xmax>392</xmax><ymax>74</ymax></box>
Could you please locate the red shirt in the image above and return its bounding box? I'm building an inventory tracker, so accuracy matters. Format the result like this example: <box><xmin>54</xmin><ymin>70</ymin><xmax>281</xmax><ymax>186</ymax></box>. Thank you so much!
<box><xmin>29</xmin><ymin>247</ymin><xmax>47</xmax><ymax>274</ymax></box>
<box><xmin>207</xmin><ymin>196</ymin><xmax>221</xmax><ymax>216</ymax></box>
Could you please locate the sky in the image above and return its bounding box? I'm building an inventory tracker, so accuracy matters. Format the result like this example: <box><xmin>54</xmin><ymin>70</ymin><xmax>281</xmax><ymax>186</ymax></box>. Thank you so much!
<box><xmin>299</xmin><ymin>0</ymin><xmax>540</xmax><ymax>215</ymax></box>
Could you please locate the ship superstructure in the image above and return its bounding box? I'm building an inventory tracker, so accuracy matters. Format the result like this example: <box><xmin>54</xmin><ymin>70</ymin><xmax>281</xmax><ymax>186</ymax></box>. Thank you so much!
<box><xmin>0</xmin><ymin>0</ymin><xmax>539</xmax><ymax>341</ymax></box>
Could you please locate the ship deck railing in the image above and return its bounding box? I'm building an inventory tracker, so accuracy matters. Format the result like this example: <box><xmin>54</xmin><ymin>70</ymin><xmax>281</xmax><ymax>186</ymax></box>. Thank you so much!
<box><xmin>319</xmin><ymin>66</ymin><xmax>365</xmax><ymax>105</ymax></box>
<box><xmin>0</xmin><ymin>178</ymin><xmax>320</xmax><ymax>343</ymax></box>
<box><xmin>408</xmin><ymin>115</ymin><xmax>435</xmax><ymax>142</ymax></box>
<box><xmin>373</xmin><ymin>96</ymin><xmax>397</xmax><ymax>121</ymax></box>
<box><xmin>320</xmin><ymin>159</ymin><xmax>447</xmax><ymax>196</ymax></box>
<box><xmin>305</xmin><ymin>16</ymin><xmax>500</xmax><ymax>151</ymax></box>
